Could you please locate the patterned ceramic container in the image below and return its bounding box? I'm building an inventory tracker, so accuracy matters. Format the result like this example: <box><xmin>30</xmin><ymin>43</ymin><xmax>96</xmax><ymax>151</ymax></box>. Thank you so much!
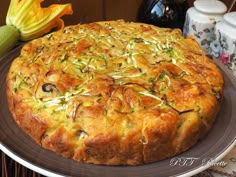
<box><xmin>183</xmin><ymin>0</ymin><xmax>227</xmax><ymax>53</ymax></box>
<box><xmin>213</xmin><ymin>12</ymin><xmax>236</xmax><ymax>78</ymax></box>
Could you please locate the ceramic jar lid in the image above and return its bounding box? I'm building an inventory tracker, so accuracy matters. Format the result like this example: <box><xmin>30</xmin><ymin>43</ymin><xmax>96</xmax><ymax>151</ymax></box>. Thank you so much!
<box><xmin>215</xmin><ymin>11</ymin><xmax>236</xmax><ymax>39</ymax></box>
<box><xmin>224</xmin><ymin>12</ymin><xmax>236</xmax><ymax>27</ymax></box>
<box><xmin>194</xmin><ymin>0</ymin><xmax>227</xmax><ymax>15</ymax></box>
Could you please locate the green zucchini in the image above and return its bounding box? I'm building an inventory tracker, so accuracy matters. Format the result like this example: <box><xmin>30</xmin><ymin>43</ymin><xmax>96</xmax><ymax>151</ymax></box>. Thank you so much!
<box><xmin>0</xmin><ymin>25</ymin><xmax>20</xmax><ymax>58</ymax></box>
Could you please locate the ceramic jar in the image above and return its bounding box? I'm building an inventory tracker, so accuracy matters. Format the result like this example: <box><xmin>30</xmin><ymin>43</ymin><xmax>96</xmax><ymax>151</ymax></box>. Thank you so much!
<box><xmin>183</xmin><ymin>0</ymin><xmax>227</xmax><ymax>53</ymax></box>
<box><xmin>211</xmin><ymin>12</ymin><xmax>236</xmax><ymax>77</ymax></box>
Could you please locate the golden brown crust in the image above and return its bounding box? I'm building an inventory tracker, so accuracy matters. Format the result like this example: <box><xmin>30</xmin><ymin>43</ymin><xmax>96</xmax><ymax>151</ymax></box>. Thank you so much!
<box><xmin>6</xmin><ymin>20</ymin><xmax>224</xmax><ymax>165</ymax></box>
<box><xmin>6</xmin><ymin>83</ymin><xmax>48</xmax><ymax>144</ymax></box>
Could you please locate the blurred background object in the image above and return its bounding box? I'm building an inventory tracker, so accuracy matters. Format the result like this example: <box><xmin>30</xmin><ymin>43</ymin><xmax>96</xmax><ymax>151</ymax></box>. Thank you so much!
<box><xmin>136</xmin><ymin>0</ymin><xmax>188</xmax><ymax>30</ymax></box>
<box><xmin>0</xmin><ymin>0</ymin><xmax>235</xmax><ymax>26</ymax></box>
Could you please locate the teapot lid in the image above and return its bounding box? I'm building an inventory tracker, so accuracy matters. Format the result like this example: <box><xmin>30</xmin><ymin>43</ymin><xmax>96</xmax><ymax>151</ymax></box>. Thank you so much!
<box><xmin>224</xmin><ymin>12</ymin><xmax>236</xmax><ymax>27</ymax></box>
<box><xmin>194</xmin><ymin>0</ymin><xmax>227</xmax><ymax>15</ymax></box>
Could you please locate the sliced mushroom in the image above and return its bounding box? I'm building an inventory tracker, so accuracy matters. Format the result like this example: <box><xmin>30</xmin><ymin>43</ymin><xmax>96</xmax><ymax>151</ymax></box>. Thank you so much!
<box><xmin>211</xmin><ymin>88</ymin><xmax>222</xmax><ymax>101</ymax></box>
<box><xmin>45</xmin><ymin>70</ymin><xmax>61</xmax><ymax>82</ymax></box>
<box><xmin>42</xmin><ymin>83</ymin><xmax>57</xmax><ymax>92</ymax></box>
<box><xmin>140</xmin><ymin>135</ymin><xmax>148</xmax><ymax>144</ymax></box>
<box><xmin>77</xmin><ymin>130</ymin><xmax>89</xmax><ymax>139</ymax></box>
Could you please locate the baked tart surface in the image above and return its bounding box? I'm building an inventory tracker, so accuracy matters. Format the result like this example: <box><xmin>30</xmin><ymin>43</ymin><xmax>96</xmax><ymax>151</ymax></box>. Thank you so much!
<box><xmin>6</xmin><ymin>20</ymin><xmax>224</xmax><ymax>165</ymax></box>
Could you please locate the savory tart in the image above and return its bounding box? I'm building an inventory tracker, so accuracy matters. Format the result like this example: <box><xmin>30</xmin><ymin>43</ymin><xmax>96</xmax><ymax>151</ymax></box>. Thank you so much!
<box><xmin>6</xmin><ymin>20</ymin><xmax>224</xmax><ymax>165</ymax></box>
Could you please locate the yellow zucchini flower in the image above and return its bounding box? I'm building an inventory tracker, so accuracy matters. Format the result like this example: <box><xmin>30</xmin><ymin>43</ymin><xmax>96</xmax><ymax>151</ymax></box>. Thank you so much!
<box><xmin>0</xmin><ymin>0</ymin><xmax>73</xmax><ymax>57</ymax></box>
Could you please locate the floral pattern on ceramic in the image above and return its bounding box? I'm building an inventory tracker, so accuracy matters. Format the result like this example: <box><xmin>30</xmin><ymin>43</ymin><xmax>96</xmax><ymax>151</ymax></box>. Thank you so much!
<box><xmin>183</xmin><ymin>13</ymin><xmax>223</xmax><ymax>54</ymax></box>
<box><xmin>210</xmin><ymin>30</ymin><xmax>236</xmax><ymax>78</ymax></box>
<box><xmin>183</xmin><ymin>13</ymin><xmax>190</xmax><ymax>37</ymax></box>
<box><xmin>183</xmin><ymin>0</ymin><xmax>227</xmax><ymax>54</ymax></box>
<box><xmin>192</xmin><ymin>22</ymin><xmax>217</xmax><ymax>54</ymax></box>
